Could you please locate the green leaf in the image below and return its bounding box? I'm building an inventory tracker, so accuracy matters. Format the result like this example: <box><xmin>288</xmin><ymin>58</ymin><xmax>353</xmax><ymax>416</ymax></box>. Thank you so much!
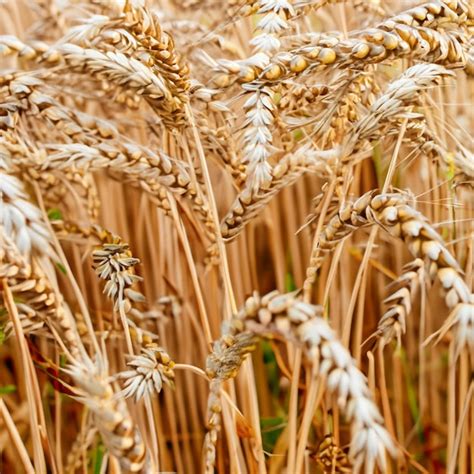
<box><xmin>0</xmin><ymin>384</ymin><xmax>17</xmax><ymax>395</ymax></box>
<box><xmin>260</xmin><ymin>340</ymin><xmax>280</xmax><ymax>397</ymax></box>
<box><xmin>47</xmin><ymin>208</ymin><xmax>63</xmax><ymax>221</ymax></box>
<box><xmin>56</xmin><ymin>262</ymin><xmax>67</xmax><ymax>275</ymax></box>
<box><xmin>260</xmin><ymin>416</ymin><xmax>286</xmax><ymax>453</ymax></box>
<box><xmin>91</xmin><ymin>442</ymin><xmax>105</xmax><ymax>474</ymax></box>
<box><xmin>285</xmin><ymin>272</ymin><xmax>297</xmax><ymax>292</ymax></box>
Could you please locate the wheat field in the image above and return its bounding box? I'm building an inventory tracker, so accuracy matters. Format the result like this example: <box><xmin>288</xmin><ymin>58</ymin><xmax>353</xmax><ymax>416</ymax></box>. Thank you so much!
<box><xmin>0</xmin><ymin>0</ymin><xmax>473</xmax><ymax>473</ymax></box>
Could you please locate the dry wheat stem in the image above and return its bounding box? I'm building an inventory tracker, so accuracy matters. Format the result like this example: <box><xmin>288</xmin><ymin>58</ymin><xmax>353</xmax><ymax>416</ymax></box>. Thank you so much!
<box><xmin>2</xmin><ymin>278</ymin><xmax>47</xmax><ymax>472</ymax></box>
<box><xmin>0</xmin><ymin>397</ymin><xmax>35</xmax><ymax>474</ymax></box>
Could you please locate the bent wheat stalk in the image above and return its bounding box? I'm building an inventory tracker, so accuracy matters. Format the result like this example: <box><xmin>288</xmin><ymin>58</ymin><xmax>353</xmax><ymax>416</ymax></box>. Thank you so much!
<box><xmin>308</xmin><ymin>190</ymin><xmax>473</xmax><ymax>354</ymax></box>
<box><xmin>204</xmin><ymin>290</ymin><xmax>396</xmax><ymax>473</ymax></box>
<box><xmin>211</xmin><ymin>0</ymin><xmax>471</xmax><ymax>85</ymax></box>
<box><xmin>64</xmin><ymin>357</ymin><xmax>148</xmax><ymax>473</ymax></box>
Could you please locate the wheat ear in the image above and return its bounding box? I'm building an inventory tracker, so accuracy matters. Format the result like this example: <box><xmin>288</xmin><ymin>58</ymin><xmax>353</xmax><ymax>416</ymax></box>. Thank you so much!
<box><xmin>0</xmin><ymin>229</ymin><xmax>83</xmax><ymax>358</ymax></box>
<box><xmin>221</xmin><ymin>146</ymin><xmax>337</xmax><ymax>239</ymax></box>
<box><xmin>204</xmin><ymin>290</ymin><xmax>396</xmax><ymax>472</ymax></box>
<box><xmin>310</xmin><ymin>190</ymin><xmax>473</xmax><ymax>354</ymax></box>
<box><xmin>211</xmin><ymin>0</ymin><xmax>471</xmax><ymax>85</ymax></box>
<box><xmin>64</xmin><ymin>357</ymin><xmax>148</xmax><ymax>473</ymax></box>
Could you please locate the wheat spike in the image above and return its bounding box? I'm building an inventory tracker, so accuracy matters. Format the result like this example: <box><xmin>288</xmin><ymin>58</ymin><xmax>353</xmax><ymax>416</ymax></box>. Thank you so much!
<box><xmin>308</xmin><ymin>190</ymin><xmax>473</xmax><ymax>354</ymax></box>
<box><xmin>204</xmin><ymin>290</ymin><xmax>396</xmax><ymax>472</ymax></box>
<box><xmin>64</xmin><ymin>357</ymin><xmax>148</xmax><ymax>473</ymax></box>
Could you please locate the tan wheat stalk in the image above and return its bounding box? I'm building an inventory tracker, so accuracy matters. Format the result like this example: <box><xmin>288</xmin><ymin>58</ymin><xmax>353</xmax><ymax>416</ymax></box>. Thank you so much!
<box><xmin>466</xmin><ymin>35</ymin><xmax>474</xmax><ymax>74</ymax></box>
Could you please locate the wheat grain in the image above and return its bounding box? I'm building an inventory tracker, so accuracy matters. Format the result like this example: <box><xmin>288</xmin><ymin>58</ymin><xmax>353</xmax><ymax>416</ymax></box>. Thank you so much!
<box><xmin>221</xmin><ymin>146</ymin><xmax>337</xmax><ymax>239</ymax></box>
<box><xmin>378</xmin><ymin>258</ymin><xmax>426</xmax><ymax>345</ymax></box>
<box><xmin>211</xmin><ymin>0</ymin><xmax>471</xmax><ymax>86</ymax></box>
<box><xmin>65</xmin><ymin>357</ymin><xmax>148</xmax><ymax>473</ymax></box>
<box><xmin>117</xmin><ymin>343</ymin><xmax>175</xmax><ymax>402</ymax></box>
